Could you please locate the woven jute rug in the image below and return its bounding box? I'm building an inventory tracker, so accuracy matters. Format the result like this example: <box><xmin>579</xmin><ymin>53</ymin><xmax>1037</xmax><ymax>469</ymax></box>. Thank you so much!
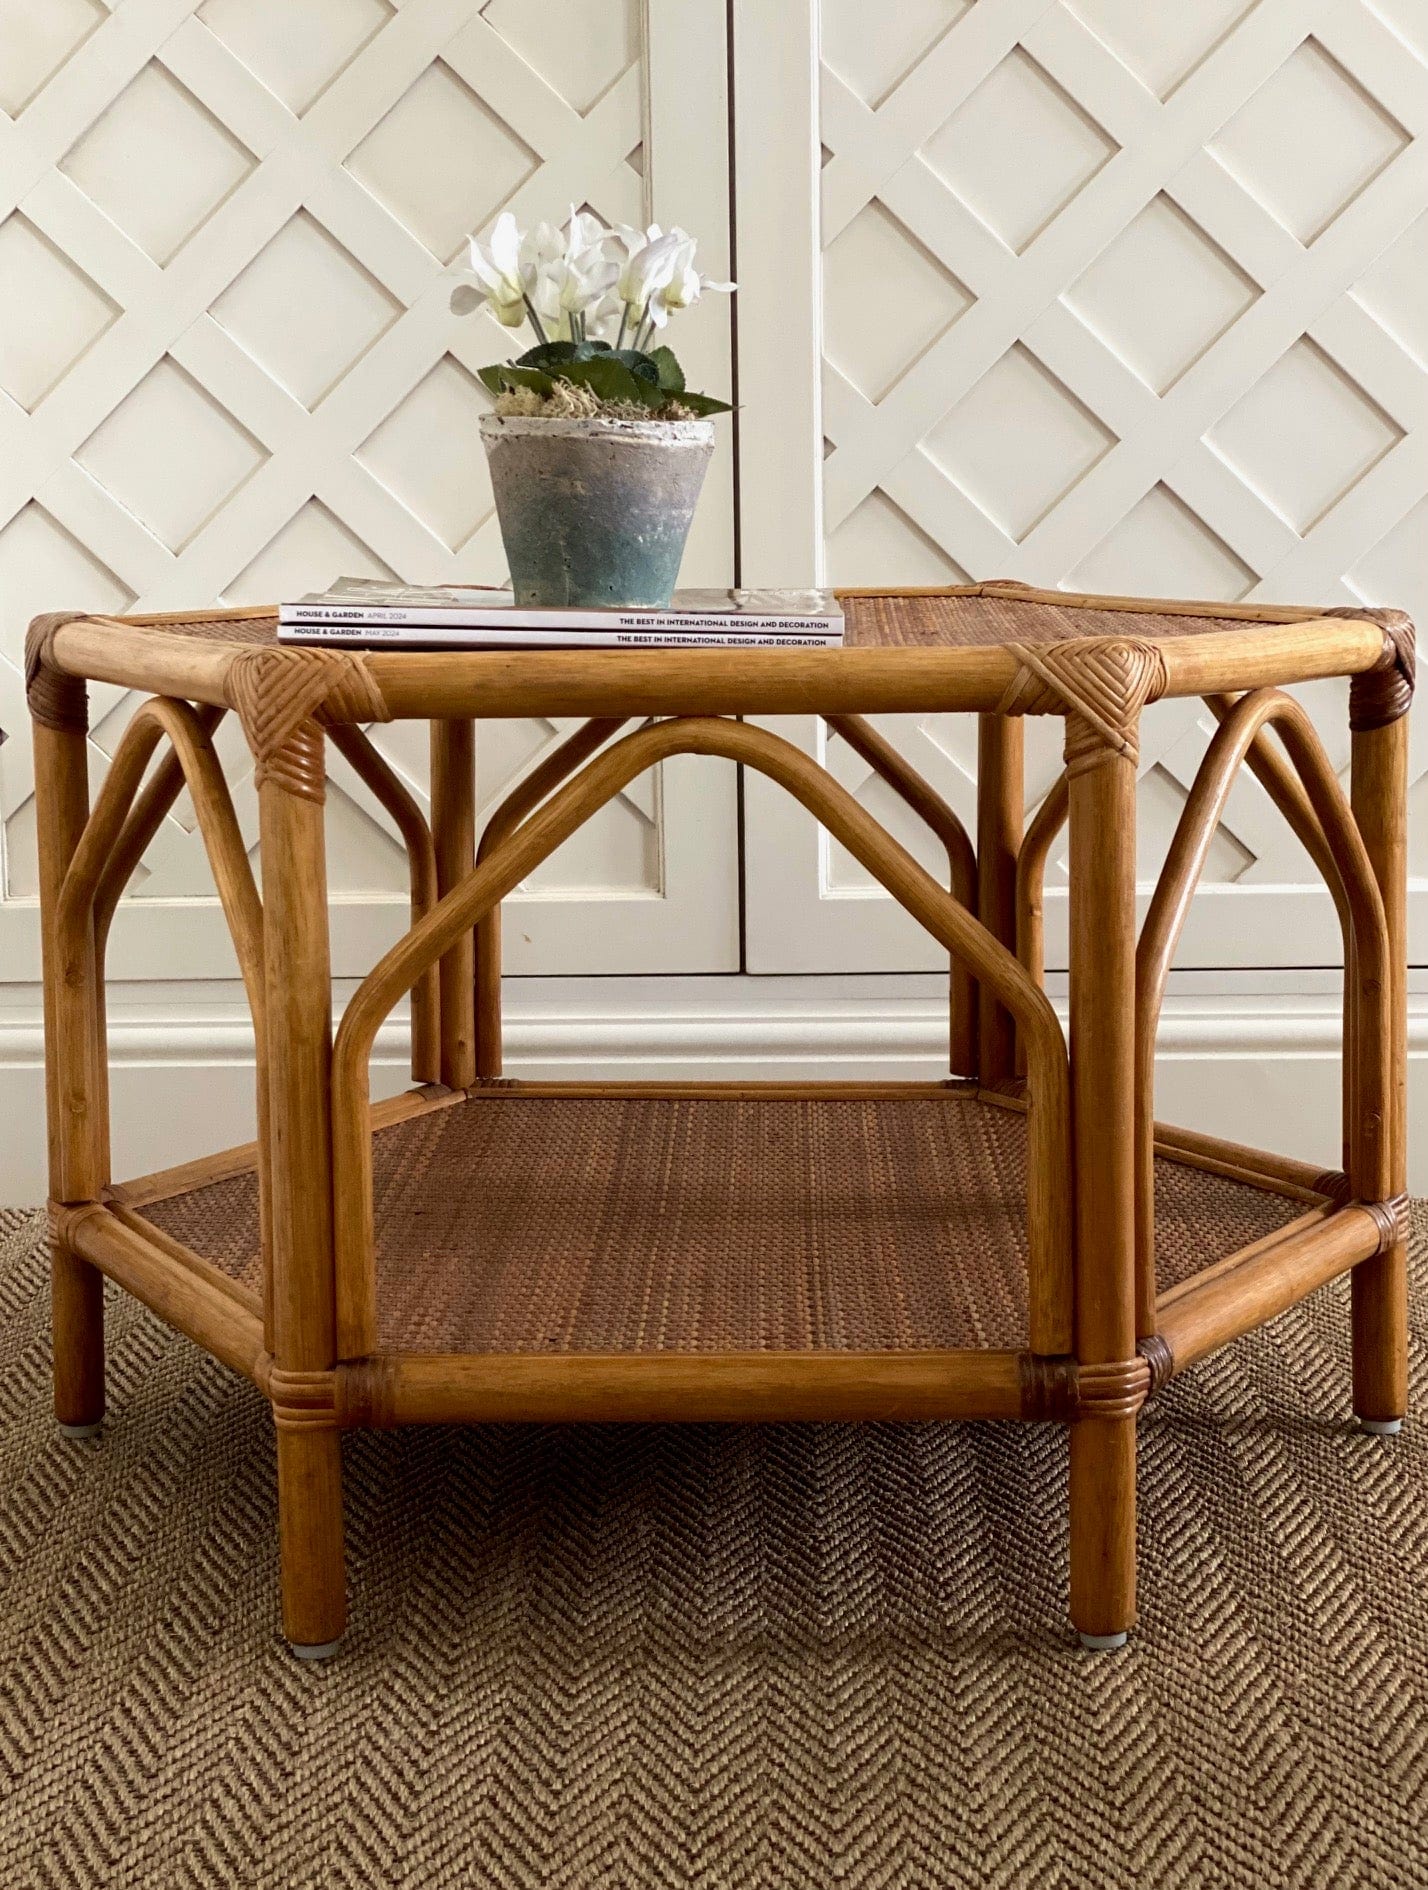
<box><xmin>3</xmin><ymin>1206</ymin><xmax>1427</xmax><ymax>1890</ymax></box>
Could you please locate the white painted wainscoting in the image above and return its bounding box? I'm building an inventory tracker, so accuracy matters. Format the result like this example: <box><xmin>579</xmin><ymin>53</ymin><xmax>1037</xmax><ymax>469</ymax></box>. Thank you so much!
<box><xmin>0</xmin><ymin>974</ymin><xmax>1424</xmax><ymax>1197</ymax></box>
<box><xmin>0</xmin><ymin>0</ymin><xmax>1424</xmax><ymax>1202</ymax></box>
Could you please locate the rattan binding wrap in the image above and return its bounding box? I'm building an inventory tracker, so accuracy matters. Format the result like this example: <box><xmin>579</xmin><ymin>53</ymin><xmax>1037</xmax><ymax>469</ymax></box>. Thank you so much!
<box><xmin>225</xmin><ymin>646</ymin><xmax>391</xmax><ymax>800</ymax></box>
<box><xmin>1333</xmin><ymin>608</ymin><xmax>1416</xmax><ymax>729</ymax></box>
<box><xmin>139</xmin><ymin>1094</ymin><xmax>1314</xmax><ymax>1357</ymax></box>
<box><xmin>24</xmin><ymin>614</ymin><xmax>90</xmax><ymax>731</ymax></box>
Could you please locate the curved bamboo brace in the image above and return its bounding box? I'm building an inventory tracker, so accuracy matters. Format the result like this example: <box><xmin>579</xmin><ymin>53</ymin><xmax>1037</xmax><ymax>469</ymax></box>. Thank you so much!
<box><xmin>1012</xmin><ymin>771</ymin><xmax>1070</xmax><ymax>1080</ymax></box>
<box><xmin>57</xmin><ymin>700</ymin><xmax>268</xmax><ymax>1235</ymax></box>
<box><xmin>1135</xmin><ymin>689</ymin><xmax>1390</xmax><ymax>1330</ymax></box>
<box><xmin>1202</xmin><ymin>691</ymin><xmax>1355</xmax><ymax>1176</ymax></box>
<box><xmin>94</xmin><ymin>704</ymin><xmax>227</xmax><ymax>952</ymax></box>
<box><xmin>327</xmin><ymin>724</ymin><xmax>440</xmax><ymax>1084</ymax></box>
<box><xmin>1200</xmin><ymin>696</ymin><xmax>1347</xmax><ymax>922</ymax></box>
<box><xmin>825</xmin><ymin>714</ymin><xmax>978</xmax><ymax>1077</ymax></box>
<box><xmin>474</xmin><ymin>716</ymin><xmax>628</xmax><ymax>1078</ymax></box>
<box><xmin>332</xmin><ymin>717</ymin><xmax>1073</xmax><ymax>1360</ymax></box>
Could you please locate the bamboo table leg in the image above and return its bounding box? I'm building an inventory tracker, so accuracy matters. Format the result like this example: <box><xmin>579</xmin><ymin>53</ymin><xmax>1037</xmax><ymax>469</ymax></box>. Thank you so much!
<box><xmin>1066</xmin><ymin>719</ymin><xmax>1139</xmax><ymax>1650</ymax></box>
<box><xmin>35</xmin><ymin>702</ymin><xmax>106</xmax><ymax>1434</ymax></box>
<box><xmin>431</xmin><ymin>719</ymin><xmax>476</xmax><ymax>1088</ymax></box>
<box><xmin>259</xmin><ymin>727</ymin><xmax>346</xmax><ymax>1655</ymax></box>
<box><xmin>977</xmin><ymin>714</ymin><xmax>1023</xmax><ymax>1082</ymax></box>
<box><xmin>1349</xmin><ymin>701</ymin><xmax>1409</xmax><ymax>1432</ymax></box>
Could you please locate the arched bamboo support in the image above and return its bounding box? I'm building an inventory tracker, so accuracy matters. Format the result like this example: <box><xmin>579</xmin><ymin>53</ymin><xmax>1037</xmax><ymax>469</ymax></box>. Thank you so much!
<box><xmin>1012</xmin><ymin>770</ymin><xmax>1070</xmax><ymax>1078</ymax></box>
<box><xmin>1135</xmin><ymin>689</ymin><xmax>1390</xmax><ymax>1332</ymax></box>
<box><xmin>86</xmin><ymin>700</ymin><xmax>228</xmax><ymax>1193</ymax></box>
<box><xmin>94</xmin><ymin>704</ymin><xmax>227</xmax><ymax>951</ymax></box>
<box><xmin>332</xmin><ymin>717</ymin><xmax>1073</xmax><ymax>1362</ymax></box>
<box><xmin>57</xmin><ymin>699</ymin><xmax>270</xmax><ymax>1288</ymax></box>
<box><xmin>824</xmin><ymin>714</ymin><xmax>978</xmax><ymax>1077</ymax></box>
<box><xmin>474</xmin><ymin>716</ymin><xmax>628</xmax><ymax>1079</ymax></box>
<box><xmin>326</xmin><ymin>724</ymin><xmax>439</xmax><ymax>1084</ymax></box>
<box><xmin>1202</xmin><ymin>692</ymin><xmax>1354</xmax><ymax>1172</ymax></box>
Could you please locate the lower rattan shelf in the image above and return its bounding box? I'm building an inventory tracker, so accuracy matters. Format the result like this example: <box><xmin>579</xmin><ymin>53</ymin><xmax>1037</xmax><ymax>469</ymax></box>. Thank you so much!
<box><xmin>127</xmin><ymin>1087</ymin><xmax>1319</xmax><ymax>1360</ymax></box>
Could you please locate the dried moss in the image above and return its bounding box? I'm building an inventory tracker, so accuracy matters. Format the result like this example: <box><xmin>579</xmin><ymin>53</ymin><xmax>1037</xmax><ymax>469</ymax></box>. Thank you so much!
<box><xmin>494</xmin><ymin>381</ymin><xmax>696</xmax><ymax>423</ymax></box>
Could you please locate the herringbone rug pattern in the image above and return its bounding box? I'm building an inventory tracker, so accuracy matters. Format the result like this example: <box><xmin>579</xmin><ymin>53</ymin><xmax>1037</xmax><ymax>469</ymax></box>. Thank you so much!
<box><xmin>2</xmin><ymin>1205</ymin><xmax>1427</xmax><ymax>1889</ymax></box>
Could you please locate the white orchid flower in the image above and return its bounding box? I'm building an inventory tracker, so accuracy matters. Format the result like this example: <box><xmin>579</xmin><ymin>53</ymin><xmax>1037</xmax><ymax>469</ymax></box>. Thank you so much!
<box><xmin>451</xmin><ymin>210</ymin><xmax>527</xmax><ymax>324</ymax></box>
<box><xmin>564</xmin><ymin>206</ymin><xmax>615</xmax><ymax>263</ymax></box>
<box><xmin>610</xmin><ymin>229</ymin><xmax>683</xmax><ymax>346</ymax></box>
<box><xmin>532</xmin><ymin>249</ymin><xmax>618</xmax><ymax>341</ymax></box>
<box><xmin>614</xmin><ymin>229</ymin><xmax>681</xmax><ymax>309</ymax></box>
<box><xmin>520</xmin><ymin>219</ymin><xmax>565</xmax><ymax>287</ymax></box>
<box><xmin>655</xmin><ymin>234</ymin><xmax>735</xmax><ymax>318</ymax></box>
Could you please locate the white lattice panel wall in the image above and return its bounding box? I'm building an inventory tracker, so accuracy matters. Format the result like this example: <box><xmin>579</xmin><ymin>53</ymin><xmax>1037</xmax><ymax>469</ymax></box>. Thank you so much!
<box><xmin>0</xmin><ymin>0</ymin><xmax>739</xmax><ymax>983</ymax></box>
<box><xmin>741</xmin><ymin>0</ymin><xmax>1428</xmax><ymax>972</ymax></box>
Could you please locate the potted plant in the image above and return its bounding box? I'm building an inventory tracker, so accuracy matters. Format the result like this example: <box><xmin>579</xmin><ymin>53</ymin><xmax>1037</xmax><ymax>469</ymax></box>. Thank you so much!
<box><xmin>451</xmin><ymin>210</ymin><xmax>734</xmax><ymax>609</ymax></box>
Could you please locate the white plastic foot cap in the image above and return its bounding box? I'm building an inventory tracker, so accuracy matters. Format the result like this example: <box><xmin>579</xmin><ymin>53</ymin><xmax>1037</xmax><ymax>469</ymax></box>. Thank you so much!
<box><xmin>1078</xmin><ymin>1630</ymin><xmax>1129</xmax><ymax>1653</ymax></box>
<box><xmin>57</xmin><ymin>1420</ymin><xmax>103</xmax><ymax>1439</ymax></box>
<box><xmin>289</xmin><ymin>1638</ymin><xmax>342</xmax><ymax>1661</ymax></box>
<box><xmin>1360</xmin><ymin>1416</ymin><xmax>1403</xmax><ymax>1436</ymax></box>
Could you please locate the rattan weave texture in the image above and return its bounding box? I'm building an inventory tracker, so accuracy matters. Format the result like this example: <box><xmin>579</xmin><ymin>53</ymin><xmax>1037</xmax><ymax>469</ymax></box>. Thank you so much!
<box><xmin>109</xmin><ymin>592</ymin><xmax>1304</xmax><ymax>653</ymax></box>
<box><xmin>139</xmin><ymin>1094</ymin><xmax>1312</xmax><ymax>1354</ymax></box>
<box><xmin>840</xmin><ymin>592</ymin><xmax>1279</xmax><ymax>649</ymax></box>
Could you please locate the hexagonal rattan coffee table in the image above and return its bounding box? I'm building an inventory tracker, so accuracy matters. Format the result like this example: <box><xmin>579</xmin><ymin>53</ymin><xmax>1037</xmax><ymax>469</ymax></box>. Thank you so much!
<box><xmin>28</xmin><ymin>581</ymin><xmax>1412</xmax><ymax>1655</ymax></box>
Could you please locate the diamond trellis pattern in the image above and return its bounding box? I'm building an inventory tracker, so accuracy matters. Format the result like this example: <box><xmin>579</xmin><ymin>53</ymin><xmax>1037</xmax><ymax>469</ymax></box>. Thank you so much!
<box><xmin>0</xmin><ymin>0</ymin><xmax>105</xmax><ymax>118</ymax></box>
<box><xmin>1207</xmin><ymin>339</ymin><xmax>1403</xmax><ymax>535</ymax></box>
<box><xmin>1066</xmin><ymin>0</ymin><xmax>1258</xmax><ymax>101</ymax></box>
<box><xmin>751</xmin><ymin>0</ymin><xmax>1428</xmax><ymax>973</ymax></box>
<box><xmin>0</xmin><ymin>0</ymin><xmax>738</xmax><ymax>982</ymax></box>
<box><xmin>60</xmin><ymin>65</ymin><xmax>258</xmax><ymax>266</ymax></box>
<box><xmin>1063</xmin><ymin>195</ymin><xmax>1259</xmax><ymax>396</ymax></box>
<box><xmin>210</xmin><ymin>213</ymin><xmax>402</xmax><ymax>409</ymax></box>
<box><xmin>1210</xmin><ymin>38</ymin><xmax>1409</xmax><ymax>246</ymax></box>
<box><xmin>345</xmin><ymin>61</ymin><xmax>539</xmax><ymax>263</ymax></box>
<box><xmin>922</xmin><ymin>48</ymin><xmax>1118</xmax><ymax>254</ymax></box>
<box><xmin>0</xmin><ymin>215</ymin><xmax>118</xmax><ymax>411</ymax></box>
<box><xmin>196</xmin><ymin>0</ymin><xmax>396</xmax><ymax>116</ymax></box>
<box><xmin>76</xmin><ymin>357</ymin><xmax>269</xmax><ymax>552</ymax></box>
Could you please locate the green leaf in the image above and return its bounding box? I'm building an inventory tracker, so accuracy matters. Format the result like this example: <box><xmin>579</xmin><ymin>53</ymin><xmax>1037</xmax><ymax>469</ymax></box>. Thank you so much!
<box><xmin>607</xmin><ymin>349</ymin><xmax>662</xmax><ymax>386</ymax></box>
<box><xmin>672</xmin><ymin>389</ymin><xmax>734</xmax><ymax>416</ymax></box>
<box><xmin>557</xmin><ymin>355</ymin><xmax>665</xmax><ymax>407</ymax></box>
<box><xmin>646</xmin><ymin>346</ymin><xmax>685</xmax><ymax>393</ymax></box>
<box><xmin>488</xmin><ymin>364</ymin><xmax>557</xmax><ymax>394</ymax></box>
<box><xmin>518</xmin><ymin>339</ymin><xmax>612</xmax><ymax>369</ymax></box>
<box><xmin>477</xmin><ymin>364</ymin><xmax>507</xmax><ymax>395</ymax></box>
<box><xmin>516</xmin><ymin>340</ymin><xmax>579</xmax><ymax>367</ymax></box>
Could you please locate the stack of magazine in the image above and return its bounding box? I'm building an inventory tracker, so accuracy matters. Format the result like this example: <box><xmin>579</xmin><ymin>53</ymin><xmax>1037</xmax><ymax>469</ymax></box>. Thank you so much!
<box><xmin>278</xmin><ymin>579</ymin><xmax>844</xmax><ymax>649</ymax></box>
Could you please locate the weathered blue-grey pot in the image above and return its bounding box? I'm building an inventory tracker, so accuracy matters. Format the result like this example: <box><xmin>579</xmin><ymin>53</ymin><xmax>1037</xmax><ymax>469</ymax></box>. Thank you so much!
<box><xmin>480</xmin><ymin>413</ymin><xmax>714</xmax><ymax>609</ymax></box>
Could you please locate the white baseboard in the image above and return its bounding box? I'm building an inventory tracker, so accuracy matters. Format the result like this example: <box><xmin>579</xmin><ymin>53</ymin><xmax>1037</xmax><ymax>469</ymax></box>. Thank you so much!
<box><xmin>2</xmin><ymin>972</ymin><xmax>1423</xmax><ymax>1203</ymax></box>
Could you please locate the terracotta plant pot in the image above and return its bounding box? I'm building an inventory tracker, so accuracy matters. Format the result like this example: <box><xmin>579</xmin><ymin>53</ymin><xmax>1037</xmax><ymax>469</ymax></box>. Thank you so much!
<box><xmin>480</xmin><ymin>413</ymin><xmax>714</xmax><ymax>609</ymax></box>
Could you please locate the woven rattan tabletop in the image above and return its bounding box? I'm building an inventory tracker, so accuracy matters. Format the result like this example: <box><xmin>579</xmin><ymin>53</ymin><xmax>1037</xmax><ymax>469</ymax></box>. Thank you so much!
<box><xmin>75</xmin><ymin>585</ymin><xmax>1402</xmax><ymax>650</ymax></box>
<box><xmin>32</xmin><ymin>584</ymin><xmax>1409</xmax><ymax>724</ymax></box>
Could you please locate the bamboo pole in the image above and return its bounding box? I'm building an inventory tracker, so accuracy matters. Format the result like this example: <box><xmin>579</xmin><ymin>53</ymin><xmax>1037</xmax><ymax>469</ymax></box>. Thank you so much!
<box><xmin>341</xmin><ymin>1348</ymin><xmax>1028</xmax><ymax>1426</ymax></box>
<box><xmin>327</xmin><ymin>723</ymin><xmax>439</xmax><ymax>1083</ymax></box>
<box><xmin>474</xmin><ymin>716</ymin><xmax>627</xmax><ymax>1080</ymax></box>
<box><xmin>430</xmin><ymin>720</ymin><xmax>476</xmax><ymax>1088</ymax></box>
<box><xmin>1156</xmin><ymin>1207</ymin><xmax>1381</xmax><ymax>1375</ymax></box>
<box><xmin>1137</xmin><ymin>691</ymin><xmax>1390</xmax><ymax>1330</ymax></box>
<box><xmin>259</xmin><ymin>733</ymin><xmax>345</xmax><ymax>1653</ymax></box>
<box><xmin>1067</xmin><ymin>732</ymin><xmax>1139</xmax><ymax>1648</ymax></box>
<box><xmin>976</xmin><ymin>714</ymin><xmax>1023</xmax><ymax>1082</ymax></box>
<box><xmin>1350</xmin><ymin>711</ymin><xmax>1409</xmax><ymax>1425</ymax></box>
<box><xmin>60</xmin><ymin>1204</ymin><xmax>265</xmax><ymax>1382</ymax></box>
<box><xmin>826</xmin><ymin>713</ymin><xmax>978</xmax><ymax>1076</ymax></box>
<box><xmin>34</xmin><ymin>713</ymin><xmax>106</xmax><ymax>1430</ymax></box>
<box><xmin>1013</xmin><ymin>770</ymin><xmax>1069</xmax><ymax>1077</ymax></box>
